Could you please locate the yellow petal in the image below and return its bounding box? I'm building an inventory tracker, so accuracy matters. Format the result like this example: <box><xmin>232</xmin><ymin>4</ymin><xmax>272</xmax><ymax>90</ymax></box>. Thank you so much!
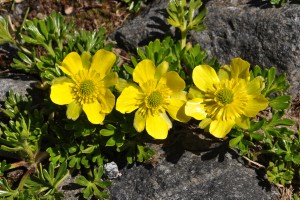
<box><xmin>103</xmin><ymin>72</ymin><xmax>118</xmax><ymax>87</ymax></box>
<box><xmin>199</xmin><ymin>118</ymin><xmax>212</xmax><ymax>129</ymax></box>
<box><xmin>218</xmin><ymin>65</ymin><xmax>231</xmax><ymax>80</ymax></box>
<box><xmin>158</xmin><ymin>71</ymin><xmax>185</xmax><ymax>93</ymax></box>
<box><xmin>60</xmin><ymin>52</ymin><xmax>83</xmax><ymax>76</ymax></box>
<box><xmin>90</xmin><ymin>49</ymin><xmax>116</xmax><ymax>79</ymax></box>
<box><xmin>246</xmin><ymin>76</ymin><xmax>265</xmax><ymax>95</ymax></box>
<box><xmin>134</xmin><ymin>110</ymin><xmax>146</xmax><ymax>132</ymax></box>
<box><xmin>230</xmin><ymin>58</ymin><xmax>250</xmax><ymax>81</ymax></box>
<box><xmin>115</xmin><ymin>78</ymin><xmax>128</xmax><ymax>92</ymax></box>
<box><xmin>235</xmin><ymin>115</ymin><xmax>250</xmax><ymax>129</ymax></box>
<box><xmin>81</xmin><ymin>51</ymin><xmax>91</xmax><ymax>70</ymax></box>
<box><xmin>66</xmin><ymin>101</ymin><xmax>82</xmax><ymax>120</ymax></box>
<box><xmin>82</xmin><ymin>101</ymin><xmax>105</xmax><ymax>124</ymax></box>
<box><xmin>50</xmin><ymin>77</ymin><xmax>74</xmax><ymax>105</ymax></box>
<box><xmin>187</xmin><ymin>86</ymin><xmax>204</xmax><ymax>99</ymax></box>
<box><xmin>133</xmin><ymin>59</ymin><xmax>156</xmax><ymax>85</ymax></box>
<box><xmin>154</xmin><ymin>61</ymin><xmax>169</xmax><ymax>80</ymax></box>
<box><xmin>166</xmin><ymin>98</ymin><xmax>190</xmax><ymax>122</ymax></box>
<box><xmin>146</xmin><ymin>112</ymin><xmax>171</xmax><ymax>139</ymax></box>
<box><xmin>98</xmin><ymin>89</ymin><xmax>115</xmax><ymax>114</ymax></box>
<box><xmin>193</xmin><ymin>65</ymin><xmax>219</xmax><ymax>92</ymax></box>
<box><xmin>185</xmin><ymin>98</ymin><xmax>207</xmax><ymax>120</ymax></box>
<box><xmin>244</xmin><ymin>94</ymin><xmax>268</xmax><ymax>117</ymax></box>
<box><xmin>209</xmin><ymin>120</ymin><xmax>235</xmax><ymax>138</ymax></box>
<box><xmin>116</xmin><ymin>86</ymin><xmax>143</xmax><ymax>114</ymax></box>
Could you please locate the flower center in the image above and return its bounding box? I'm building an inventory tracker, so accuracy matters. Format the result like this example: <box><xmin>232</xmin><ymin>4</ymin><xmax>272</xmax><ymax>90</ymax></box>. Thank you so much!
<box><xmin>216</xmin><ymin>88</ymin><xmax>234</xmax><ymax>104</ymax></box>
<box><xmin>146</xmin><ymin>91</ymin><xmax>163</xmax><ymax>108</ymax></box>
<box><xmin>80</xmin><ymin>80</ymin><xmax>95</xmax><ymax>96</ymax></box>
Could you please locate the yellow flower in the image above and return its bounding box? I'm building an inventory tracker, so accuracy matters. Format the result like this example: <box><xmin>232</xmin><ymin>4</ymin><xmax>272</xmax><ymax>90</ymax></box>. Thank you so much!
<box><xmin>185</xmin><ymin>58</ymin><xmax>268</xmax><ymax>138</ymax></box>
<box><xmin>116</xmin><ymin>59</ymin><xmax>190</xmax><ymax>139</ymax></box>
<box><xmin>50</xmin><ymin>49</ymin><xmax>118</xmax><ymax>124</ymax></box>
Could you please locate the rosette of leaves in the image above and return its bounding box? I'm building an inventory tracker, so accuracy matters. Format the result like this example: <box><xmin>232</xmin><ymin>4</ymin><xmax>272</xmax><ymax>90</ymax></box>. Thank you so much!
<box><xmin>167</xmin><ymin>0</ymin><xmax>206</xmax><ymax>48</ymax></box>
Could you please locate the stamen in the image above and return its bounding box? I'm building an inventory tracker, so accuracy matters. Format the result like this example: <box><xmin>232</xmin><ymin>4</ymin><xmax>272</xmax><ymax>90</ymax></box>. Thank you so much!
<box><xmin>80</xmin><ymin>80</ymin><xmax>95</xmax><ymax>96</ymax></box>
<box><xmin>146</xmin><ymin>91</ymin><xmax>163</xmax><ymax>108</ymax></box>
<box><xmin>216</xmin><ymin>88</ymin><xmax>234</xmax><ymax>104</ymax></box>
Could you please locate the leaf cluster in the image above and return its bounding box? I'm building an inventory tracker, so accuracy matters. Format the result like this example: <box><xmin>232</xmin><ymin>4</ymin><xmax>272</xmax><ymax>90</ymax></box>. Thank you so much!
<box><xmin>120</xmin><ymin>0</ymin><xmax>150</xmax><ymax>12</ymax></box>
<box><xmin>229</xmin><ymin>66</ymin><xmax>300</xmax><ymax>186</ymax></box>
<box><xmin>120</xmin><ymin>36</ymin><xmax>219</xmax><ymax>89</ymax></box>
<box><xmin>1</xmin><ymin>12</ymin><xmax>112</xmax><ymax>84</ymax></box>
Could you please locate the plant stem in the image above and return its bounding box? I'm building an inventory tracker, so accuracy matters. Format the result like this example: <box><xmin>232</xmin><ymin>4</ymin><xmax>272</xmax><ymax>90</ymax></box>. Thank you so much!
<box><xmin>181</xmin><ymin>30</ymin><xmax>187</xmax><ymax>49</ymax></box>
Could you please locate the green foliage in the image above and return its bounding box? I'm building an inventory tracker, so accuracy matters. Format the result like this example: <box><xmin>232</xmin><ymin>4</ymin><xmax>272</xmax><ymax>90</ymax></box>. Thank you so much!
<box><xmin>267</xmin><ymin>161</ymin><xmax>294</xmax><ymax>185</ymax></box>
<box><xmin>265</xmin><ymin>0</ymin><xmax>289</xmax><ymax>6</ymax></box>
<box><xmin>0</xmin><ymin>161</ymin><xmax>10</xmax><ymax>177</ymax></box>
<box><xmin>0</xmin><ymin>16</ymin><xmax>15</xmax><ymax>45</ymax></box>
<box><xmin>25</xmin><ymin>162</ymin><xmax>69</xmax><ymax>199</ymax></box>
<box><xmin>123</xmin><ymin>37</ymin><xmax>219</xmax><ymax>88</ymax></box>
<box><xmin>75</xmin><ymin>166</ymin><xmax>111</xmax><ymax>199</ymax></box>
<box><xmin>0</xmin><ymin>178</ymin><xmax>22</xmax><ymax>199</ymax></box>
<box><xmin>167</xmin><ymin>0</ymin><xmax>206</xmax><ymax>48</ymax></box>
<box><xmin>121</xmin><ymin>0</ymin><xmax>149</xmax><ymax>12</ymax></box>
<box><xmin>0</xmin><ymin>162</ymin><xmax>69</xmax><ymax>200</ymax></box>
<box><xmin>229</xmin><ymin>65</ymin><xmax>300</xmax><ymax>187</ymax></box>
<box><xmin>0</xmin><ymin>12</ymin><xmax>112</xmax><ymax>83</ymax></box>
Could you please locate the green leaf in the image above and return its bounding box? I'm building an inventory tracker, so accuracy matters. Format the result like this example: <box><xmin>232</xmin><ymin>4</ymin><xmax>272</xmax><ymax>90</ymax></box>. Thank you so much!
<box><xmin>267</xmin><ymin>67</ymin><xmax>276</xmax><ymax>88</ymax></box>
<box><xmin>229</xmin><ymin>134</ymin><xmax>244</xmax><ymax>147</ymax></box>
<box><xmin>250</xmin><ymin>132</ymin><xmax>264</xmax><ymax>141</ymax></box>
<box><xmin>106</xmin><ymin>137</ymin><xmax>116</xmax><ymax>146</ymax></box>
<box><xmin>100</xmin><ymin>129</ymin><xmax>114</xmax><ymax>137</ymax></box>
<box><xmin>269</xmin><ymin>95</ymin><xmax>291</xmax><ymax>110</ymax></box>
<box><xmin>248</xmin><ymin>119</ymin><xmax>265</xmax><ymax>132</ymax></box>
<box><xmin>0</xmin><ymin>16</ymin><xmax>15</xmax><ymax>44</ymax></box>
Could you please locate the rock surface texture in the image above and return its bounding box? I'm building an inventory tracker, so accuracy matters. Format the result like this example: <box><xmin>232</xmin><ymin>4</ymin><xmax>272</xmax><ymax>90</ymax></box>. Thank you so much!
<box><xmin>109</xmin><ymin>150</ymin><xmax>278</xmax><ymax>200</ymax></box>
<box><xmin>110</xmin><ymin>0</ymin><xmax>300</xmax><ymax>97</ymax></box>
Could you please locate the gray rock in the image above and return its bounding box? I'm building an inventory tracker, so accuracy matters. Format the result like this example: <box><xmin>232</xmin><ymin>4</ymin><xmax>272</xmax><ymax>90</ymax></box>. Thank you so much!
<box><xmin>110</xmin><ymin>0</ymin><xmax>173</xmax><ymax>53</ymax></box>
<box><xmin>110</xmin><ymin>150</ymin><xmax>278</xmax><ymax>200</ymax></box>
<box><xmin>191</xmin><ymin>0</ymin><xmax>300</xmax><ymax>97</ymax></box>
<box><xmin>110</xmin><ymin>0</ymin><xmax>300</xmax><ymax>97</ymax></box>
<box><xmin>0</xmin><ymin>75</ymin><xmax>36</xmax><ymax>101</ymax></box>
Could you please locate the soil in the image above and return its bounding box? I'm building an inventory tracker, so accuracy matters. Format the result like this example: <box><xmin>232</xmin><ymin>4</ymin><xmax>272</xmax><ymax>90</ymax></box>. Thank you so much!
<box><xmin>0</xmin><ymin>0</ymin><xmax>132</xmax><ymax>33</ymax></box>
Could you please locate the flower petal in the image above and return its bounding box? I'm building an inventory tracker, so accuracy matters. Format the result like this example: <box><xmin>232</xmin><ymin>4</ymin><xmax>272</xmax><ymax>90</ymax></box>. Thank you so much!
<box><xmin>60</xmin><ymin>52</ymin><xmax>83</xmax><ymax>76</ymax></box>
<box><xmin>235</xmin><ymin>115</ymin><xmax>250</xmax><ymax>129</ymax></box>
<box><xmin>244</xmin><ymin>94</ymin><xmax>268</xmax><ymax>117</ymax></box>
<box><xmin>103</xmin><ymin>72</ymin><xmax>118</xmax><ymax>87</ymax></box>
<box><xmin>66</xmin><ymin>101</ymin><xmax>82</xmax><ymax>120</ymax></box>
<box><xmin>116</xmin><ymin>86</ymin><xmax>143</xmax><ymax>114</ymax></box>
<box><xmin>199</xmin><ymin>118</ymin><xmax>212</xmax><ymax>129</ymax></box>
<box><xmin>146</xmin><ymin>112</ymin><xmax>171</xmax><ymax>139</ymax></box>
<box><xmin>82</xmin><ymin>101</ymin><xmax>105</xmax><ymax>124</ymax></box>
<box><xmin>246</xmin><ymin>76</ymin><xmax>265</xmax><ymax>95</ymax></box>
<box><xmin>230</xmin><ymin>58</ymin><xmax>250</xmax><ymax>80</ymax></box>
<box><xmin>185</xmin><ymin>98</ymin><xmax>207</xmax><ymax>120</ymax></box>
<box><xmin>209</xmin><ymin>119</ymin><xmax>235</xmax><ymax>138</ymax></box>
<box><xmin>134</xmin><ymin>110</ymin><xmax>146</xmax><ymax>132</ymax></box>
<box><xmin>193</xmin><ymin>65</ymin><xmax>219</xmax><ymax>92</ymax></box>
<box><xmin>81</xmin><ymin>51</ymin><xmax>91</xmax><ymax>70</ymax></box>
<box><xmin>90</xmin><ymin>49</ymin><xmax>116</xmax><ymax>79</ymax></box>
<box><xmin>166</xmin><ymin>98</ymin><xmax>190</xmax><ymax>122</ymax></box>
<box><xmin>98</xmin><ymin>89</ymin><xmax>115</xmax><ymax>114</ymax></box>
<box><xmin>50</xmin><ymin>77</ymin><xmax>74</xmax><ymax>105</ymax></box>
<box><xmin>154</xmin><ymin>61</ymin><xmax>169</xmax><ymax>80</ymax></box>
<box><xmin>133</xmin><ymin>59</ymin><xmax>156</xmax><ymax>85</ymax></box>
<box><xmin>187</xmin><ymin>86</ymin><xmax>204</xmax><ymax>99</ymax></box>
<box><xmin>218</xmin><ymin>65</ymin><xmax>231</xmax><ymax>80</ymax></box>
<box><xmin>158</xmin><ymin>71</ymin><xmax>185</xmax><ymax>93</ymax></box>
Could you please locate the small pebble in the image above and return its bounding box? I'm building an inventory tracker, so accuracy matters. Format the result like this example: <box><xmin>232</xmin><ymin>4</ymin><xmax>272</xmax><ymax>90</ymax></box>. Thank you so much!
<box><xmin>104</xmin><ymin>162</ymin><xmax>122</xmax><ymax>179</ymax></box>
